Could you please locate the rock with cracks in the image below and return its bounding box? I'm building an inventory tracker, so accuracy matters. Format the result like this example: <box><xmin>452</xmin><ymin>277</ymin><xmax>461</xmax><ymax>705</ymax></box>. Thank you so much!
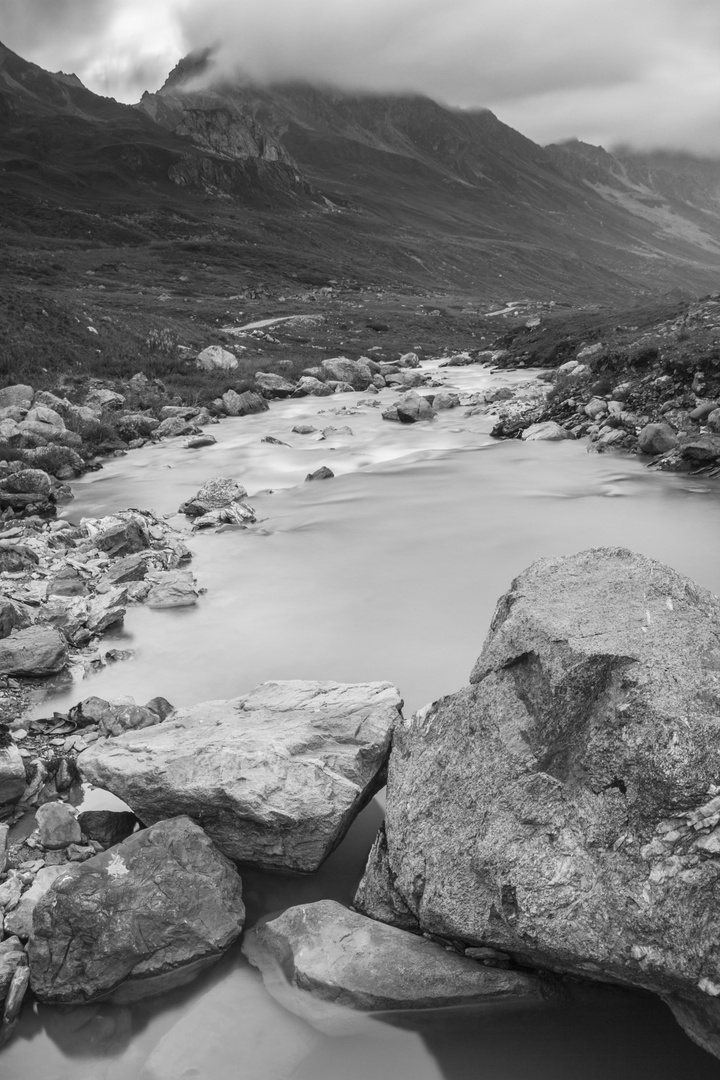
<box><xmin>28</xmin><ymin>816</ymin><xmax>244</xmax><ymax>1005</ymax></box>
<box><xmin>355</xmin><ymin>548</ymin><xmax>720</xmax><ymax>1060</ymax></box>
<box><xmin>79</xmin><ymin>680</ymin><xmax>401</xmax><ymax>872</ymax></box>
<box><xmin>243</xmin><ymin>900</ymin><xmax>550</xmax><ymax>1015</ymax></box>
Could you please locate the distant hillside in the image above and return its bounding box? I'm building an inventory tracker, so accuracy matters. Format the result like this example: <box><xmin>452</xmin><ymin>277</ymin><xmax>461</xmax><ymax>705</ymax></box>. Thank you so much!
<box><xmin>136</xmin><ymin>52</ymin><xmax>720</xmax><ymax>299</ymax></box>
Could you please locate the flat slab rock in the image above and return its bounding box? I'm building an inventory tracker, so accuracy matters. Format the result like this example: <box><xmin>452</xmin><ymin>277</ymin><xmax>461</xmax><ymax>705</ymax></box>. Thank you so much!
<box><xmin>80</xmin><ymin>681</ymin><xmax>401</xmax><ymax>872</ymax></box>
<box><xmin>27</xmin><ymin>816</ymin><xmax>244</xmax><ymax>1005</ymax></box>
<box><xmin>355</xmin><ymin>547</ymin><xmax>720</xmax><ymax>1059</ymax></box>
<box><xmin>243</xmin><ymin>900</ymin><xmax>549</xmax><ymax>1014</ymax></box>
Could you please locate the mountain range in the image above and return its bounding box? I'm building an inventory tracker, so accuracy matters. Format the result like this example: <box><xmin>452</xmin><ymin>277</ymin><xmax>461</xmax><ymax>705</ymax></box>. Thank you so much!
<box><xmin>2</xmin><ymin>40</ymin><xmax>720</xmax><ymax>301</ymax></box>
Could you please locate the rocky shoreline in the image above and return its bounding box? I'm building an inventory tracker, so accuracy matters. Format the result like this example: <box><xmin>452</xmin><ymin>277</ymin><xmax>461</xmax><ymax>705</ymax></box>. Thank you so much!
<box><xmin>1</xmin><ymin>338</ymin><xmax>720</xmax><ymax>1064</ymax></box>
<box><xmin>488</xmin><ymin>295</ymin><xmax>720</xmax><ymax>475</ymax></box>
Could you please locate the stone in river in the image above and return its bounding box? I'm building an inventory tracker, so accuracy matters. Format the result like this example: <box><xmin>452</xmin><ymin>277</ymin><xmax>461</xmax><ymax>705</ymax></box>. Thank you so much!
<box><xmin>637</xmin><ymin>422</ymin><xmax>678</xmax><ymax>455</ymax></box>
<box><xmin>0</xmin><ymin>626</ymin><xmax>68</xmax><ymax>677</ymax></box>
<box><xmin>179</xmin><ymin>476</ymin><xmax>247</xmax><ymax>516</ymax></box>
<box><xmin>141</xmin><ymin>966</ymin><xmax>319</xmax><ymax>1080</ymax></box>
<box><xmin>146</xmin><ymin>570</ymin><xmax>197</xmax><ymax>609</ymax></box>
<box><xmin>79</xmin><ymin>680</ymin><xmax>401</xmax><ymax>872</ymax></box>
<box><xmin>183</xmin><ymin>434</ymin><xmax>217</xmax><ymax>449</ymax></box>
<box><xmin>305</xmin><ymin>466</ymin><xmax>334</xmax><ymax>481</ymax></box>
<box><xmin>243</xmin><ymin>900</ymin><xmax>549</xmax><ymax>1014</ymax></box>
<box><xmin>395</xmin><ymin>390</ymin><xmax>435</xmax><ymax>423</ymax></box>
<box><xmin>255</xmin><ymin>372</ymin><xmax>297</xmax><ymax>399</ymax></box>
<box><xmin>28</xmin><ymin>816</ymin><xmax>244</xmax><ymax>1004</ymax></box>
<box><xmin>521</xmin><ymin>421</ymin><xmax>574</xmax><ymax>441</ymax></box>
<box><xmin>354</xmin><ymin>547</ymin><xmax>720</xmax><ymax>1060</ymax></box>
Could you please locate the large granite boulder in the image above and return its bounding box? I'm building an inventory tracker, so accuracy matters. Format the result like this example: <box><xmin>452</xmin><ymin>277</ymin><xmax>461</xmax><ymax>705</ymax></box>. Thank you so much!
<box><xmin>28</xmin><ymin>816</ymin><xmax>244</xmax><ymax>1004</ymax></box>
<box><xmin>255</xmin><ymin>372</ymin><xmax>297</xmax><ymax>398</ymax></box>
<box><xmin>355</xmin><ymin>548</ymin><xmax>720</xmax><ymax>1058</ymax></box>
<box><xmin>321</xmin><ymin>357</ymin><xmax>373</xmax><ymax>391</ymax></box>
<box><xmin>80</xmin><ymin>680</ymin><xmax>401</xmax><ymax>872</ymax></box>
<box><xmin>243</xmin><ymin>900</ymin><xmax>549</xmax><ymax>1015</ymax></box>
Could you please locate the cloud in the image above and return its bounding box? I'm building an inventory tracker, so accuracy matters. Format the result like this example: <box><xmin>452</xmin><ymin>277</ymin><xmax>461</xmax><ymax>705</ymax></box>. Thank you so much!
<box><xmin>3</xmin><ymin>0</ymin><xmax>720</xmax><ymax>153</ymax></box>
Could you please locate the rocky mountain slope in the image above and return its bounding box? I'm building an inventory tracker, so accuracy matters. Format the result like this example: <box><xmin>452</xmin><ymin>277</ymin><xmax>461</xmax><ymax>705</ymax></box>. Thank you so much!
<box><xmin>134</xmin><ymin>50</ymin><xmax>720</xmax><ymax>299</ymax></box>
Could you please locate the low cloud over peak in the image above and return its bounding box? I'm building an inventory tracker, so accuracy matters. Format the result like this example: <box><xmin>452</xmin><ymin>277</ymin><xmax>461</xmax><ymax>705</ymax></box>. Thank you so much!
<box><xmin>4</xmin><ymin>0</ymin><xmax>720</xmax><ymax>154</ymax></box>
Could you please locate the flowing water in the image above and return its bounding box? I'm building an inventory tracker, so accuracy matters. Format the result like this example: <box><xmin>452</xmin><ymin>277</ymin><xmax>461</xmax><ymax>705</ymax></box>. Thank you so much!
<box><xmin>5</xmin><ymin>363</ymin><xmax>720</xmax><ymax>1078</ymax></box>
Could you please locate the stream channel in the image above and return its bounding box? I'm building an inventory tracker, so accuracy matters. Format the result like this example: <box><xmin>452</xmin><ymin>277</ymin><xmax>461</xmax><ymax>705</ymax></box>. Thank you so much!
<box><xmin>5</xmin><ymin>361</ymin><xmax>720</xmax><ymax>1078</ymax></box>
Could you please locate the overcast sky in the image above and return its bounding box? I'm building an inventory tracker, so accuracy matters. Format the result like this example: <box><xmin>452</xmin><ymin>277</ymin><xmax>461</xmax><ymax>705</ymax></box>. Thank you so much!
<box><xmin>4</xmin><ymin>0</ymin><xmax>720</xmax><ymax>154</ymax></box>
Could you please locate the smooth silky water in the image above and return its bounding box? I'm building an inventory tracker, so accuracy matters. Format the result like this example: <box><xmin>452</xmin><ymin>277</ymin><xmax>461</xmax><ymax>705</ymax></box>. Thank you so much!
<box><xmin>6</xmin><ymin>364</ymin><xmax>720</xmax><ymax>1078</ymax></box>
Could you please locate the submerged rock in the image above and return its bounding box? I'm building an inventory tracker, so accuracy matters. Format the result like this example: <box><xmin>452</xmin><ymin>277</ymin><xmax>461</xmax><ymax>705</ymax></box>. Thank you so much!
<box><xmin>79</xmin><ymin>680</ymin><xmax>401</xmax><ymax>872</ymax></box>
<box><xmin>243</xmin><ymin>900</ymin><xmax>550</xmax><ymax>1014</ymax></box>
<box><xmin>28</xmin><ymin>816</ymin><xmax>245</xmax><ymax>1004</ymax></box>
<box><xmin>355</xmin><ymin>548</ymin><xmax>720</xmax><ymax>1058</ymax></box>
<box><xmin>141</xmin><ymin>966</ymin><xmax>319</xmax><ymax>1080</ymax></box>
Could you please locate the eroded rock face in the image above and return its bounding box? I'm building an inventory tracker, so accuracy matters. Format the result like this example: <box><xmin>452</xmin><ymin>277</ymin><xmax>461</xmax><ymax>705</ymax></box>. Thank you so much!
<box><xmin>80</xmin><ymin>680</ymin><xmax>401</xmax><ymax>872</ymax></box>
<box><xmin>243</xmin><ymin>900</ymin><xmax>549</xmax><ymax>1014</ymax></box>
<box><xmin>355</xmin><ymin>548</ymin><xmax>720</xmax><ymax>1057</ymax></box>
<box><xmin>28</xmin><ymin>816</ymin><xmax>244</xmax><ymax>1004</ymax></box>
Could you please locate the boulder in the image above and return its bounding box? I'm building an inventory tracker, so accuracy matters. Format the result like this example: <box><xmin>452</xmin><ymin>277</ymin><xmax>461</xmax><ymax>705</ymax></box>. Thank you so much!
<box><xmin>255</xmin><ymin>372</ymin><xmax>296</xmax><ymax>399</ymax></box>
<box><xmin>0</xmin><ymin>468</ymin><xmax>53</xmax><ymax>496</ymax></box>
<box><xmin>146</xmin><ymin>570</ymin><xmax>198</xmax><ymax>609</ymax></box>
<box><xmin>0</xmin><ymin>385</ymin><xmax>33</xmax><ymax>410</ymax></box>
<box><xmin>179</xmin><ymin>477</ymin><xmax>247</xmax><ymax>517</ymax></box>
<box><xmin>0</xmin><ymin>599</ymin><xmax>33</xmax><ymax>639</ymax></box>
<box><xmin>196</xmin><ymin>346</ymin><xmax>238</xmax><ymax>372</ymax></box>
<box><xmin>397</xmin><ymin>351</ymin><xmax>421</xmax><ymax>368</ymax></box>
<box><xmin>432</xmin><ymin>391</ymin><xmax>460</xmax><ymax>410</ymax></box>
<box><xmin>638</xmin><ymin>422</ymin><xmax>679</xmax><ymax>456</ymax></box>
<box><xmin>0</xmin><ymin>627</ymin><xmax>68</xmax><ymax>677</ymax></box>
<box><xmin>47</xmin><ymin>565</ymin><xmax>87</xmax><ymax>597</ymax></box>
<box><xmin>395</xmin><ymin>391</ymin><xmax>435</xmax><ymax>424</ymax></box>
<box><xmin>86</xmin><ymin>389</ymin><xmax>125</xmax><ymax>410</ymax></box>
<box><xmin>103</xmin><ymin>553</ymin><xmax>148</xmax><ymax>586</ymax></box>
<box><xmin>243</xmin><ymin>900</ymin><xmax>549</xmax><ymax>1014</ymax></box>
<box><xmin>680</xmin><ymin>434</ymin><xmax>720</xmax><ymax>463</ymax></box>
<box><xmin>221</xmin><ymin>389</ymin><xmax>268</xmax><ymax>416</ymax></box>
<box><xmin>155</xmin><ymin>416</ymin><xmax>195</xmax><ymax>439</ymax></box>
<box><xmin>521</xmin><ymin>421</ymin><xmax>574</xmax><ymax>441</ymax></box>
<box><xmin>584</xmin><ymin>397</ymin><xmax>607</xmax><ymax>420</ymax></box>
<box><xmin>183</xmin><ymin>434</ymin><xmax>216</xmax><ymax>449</ymax></box>
<box><xmin>355</xmin><ymin>548</ymin><xmax>720</xmax><ymax>1058</ymax></box>
<box><xmin>79</xmin><ymin>680</ymin><xmax>401</xmax><ymax>872</ymax></box>
<box><xmin>25</xmin><ymin>407</ymin><xmax>65</xmax><ymax>430</ymax></box>
<box><xmin>707</xmin><ymin>409</ymin><xmax>720</xmax><ymax>435</ymax></box>
<box><xmin>689</xmin><ymin>401</ymin><xmax>719</xmax><ymax>422</ymax></box>
<box><xmin>115</xmin><ymin>413</ymin><xmax>160</xmax><ymax>440</ymax></box>
<box><xmin>36</xmin><ymin>802</ymin><xmax>82</xmax><ymax>849</ymax></box>
<box><xmin>385</xmin><ymin>370</ymin><xmax>425</xmax><ymax>390</ymax></box>
<box><xmin>321</xmin><ymin>357</ymin><xmax>373</xmax><ymax>391</ymax></box>
<box><xmin>0</xmin><ymin>741</ymin><xmax>26</xmax><ymax>804</ymax></box>
<box><xmin>295</xmin><ymin>376</ymin><xmax>333</xmax><ymax>397</ymax></box>
<box><xmin>73</xmin><ymin>695</ymin><xmax>174</xmax><ymax>737</ymax></box>
<box><xmin>28</xmin><ymin>817</ymin><xmax>245</xmax><ymax>1004</ymax></box>
<box><xmin>93</xmin><ymin>519</ymin><xmax>149</xmax><ymax>558</ymax></box>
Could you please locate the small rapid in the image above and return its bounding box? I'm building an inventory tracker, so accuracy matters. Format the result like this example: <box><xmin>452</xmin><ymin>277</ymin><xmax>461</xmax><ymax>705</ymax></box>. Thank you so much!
<box><xmin>7</xmin><ymin>362</ymin><xmax>720</xmax><ymax>1078</ymax></box>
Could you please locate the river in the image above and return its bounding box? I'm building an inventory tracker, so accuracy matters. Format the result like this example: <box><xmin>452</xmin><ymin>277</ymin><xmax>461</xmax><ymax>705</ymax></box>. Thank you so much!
<box><xmin>5</xmin><ymin>362</ymin><xmax>720</xmax><ymax>1077</ymax></box>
